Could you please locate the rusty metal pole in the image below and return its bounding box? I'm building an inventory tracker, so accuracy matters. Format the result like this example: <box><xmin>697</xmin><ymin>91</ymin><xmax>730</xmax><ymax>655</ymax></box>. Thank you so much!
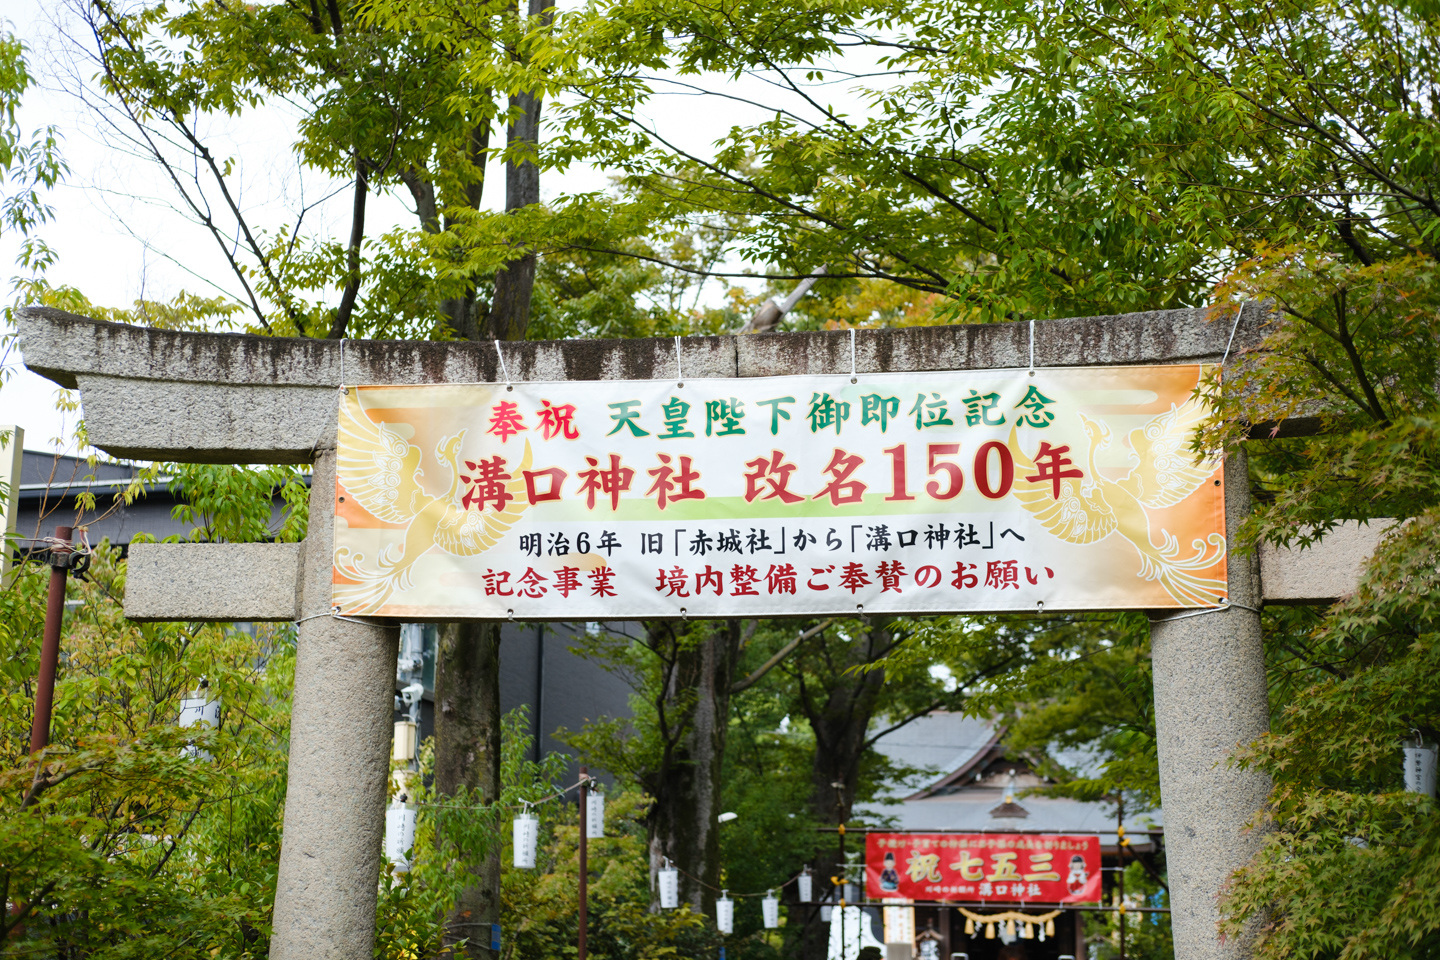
<box><xmin>1117</xmin><ymin>805</ymin><xmax>1127</xmax><ymax>960</ymax></box>
<box><xmin>29</xmin><ymin>525</ymin><xmax>71</xmax><ymax>756</ymax></box>
<box><xmin>836</xmin><ymin>812</ymin><xmax>846</xmax><ymax>960</ymax></box>
<box><xmin>579</xmin><ymin>766</ymin><xmax>588</xmax><ymax>960</ymax></box>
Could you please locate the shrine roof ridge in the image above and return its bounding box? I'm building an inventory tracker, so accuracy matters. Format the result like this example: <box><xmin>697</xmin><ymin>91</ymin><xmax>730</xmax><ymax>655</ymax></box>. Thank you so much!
<box><xmin>17</xmin><ymin>304</ymin><xmax>1255</xmax><ymax>389</ymax></box>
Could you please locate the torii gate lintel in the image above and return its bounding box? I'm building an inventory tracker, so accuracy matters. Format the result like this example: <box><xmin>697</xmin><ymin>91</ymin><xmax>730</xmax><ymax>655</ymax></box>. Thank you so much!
<box><xmin>18</xmin><ymin>305</ymin><xmax>1372</xmax><ymax>960</ymax></box>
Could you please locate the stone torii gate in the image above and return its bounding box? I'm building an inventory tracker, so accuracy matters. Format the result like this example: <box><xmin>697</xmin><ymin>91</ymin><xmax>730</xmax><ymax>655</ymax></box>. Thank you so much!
<box><xmin>18</xmin><ymin>305</ymin><xmax>1381</xmax><ymax>960</ymax></box>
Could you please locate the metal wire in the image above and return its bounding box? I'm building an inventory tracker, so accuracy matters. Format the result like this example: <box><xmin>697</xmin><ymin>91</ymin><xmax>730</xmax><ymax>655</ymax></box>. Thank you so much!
<box><xmin>292</xmin><ymin>608</ymin><xmax>391</xmax><ymax>629</ymax></box>
<box><xmin>1148</xmin><ymin>598</ymin><xmax>1261</xmax><ymax>624</ymax></box>
<box><xmin>1220</xmin><ymin>302</ymin><xmax>1248</xmax><ymax>370</ymax></box>
<box><xmin>495</xmin><ymin>339</ymin><xmax>513</xmax><ymax>388</ymax></box>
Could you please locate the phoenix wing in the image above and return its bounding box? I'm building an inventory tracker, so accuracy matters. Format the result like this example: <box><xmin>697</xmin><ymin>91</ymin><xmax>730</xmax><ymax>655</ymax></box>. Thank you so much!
<box><xmin>432</xmin><ymin>439</ymin><xmax>535</xmax><ymax>557</ymax></box>
<box><xmin>1007</xmin><ymin>427</ymin><xmax>1118</xmax><ymax>544</ymax></box>
<box><xmin>336</xmin><ymin>391</ymin><xmax>432</xmax><ymax>523</ymax></box>
<box><xmin>1117</xmin><ymin>398</ymin><xmax>1220</xmax><ymax>509</ymax></box>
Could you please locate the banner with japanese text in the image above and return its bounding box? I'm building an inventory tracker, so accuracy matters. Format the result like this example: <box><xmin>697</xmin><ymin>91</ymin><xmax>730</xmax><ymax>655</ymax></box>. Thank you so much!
<box><xmin>331</xmin><ymin>365</ymin><xmax>1226</xmax><ymax>618</ymax></box>
<box><xmin>865</xmin><ymin>832</ymin><xmax>1103</xmax><ymax>904</ymax></box>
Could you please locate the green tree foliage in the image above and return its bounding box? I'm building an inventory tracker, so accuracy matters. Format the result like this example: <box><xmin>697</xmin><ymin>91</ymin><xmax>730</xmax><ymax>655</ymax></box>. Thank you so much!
<box><xmin>19</xmin><ymin>0</ymin><xmax>1440</xmax><ymax>954</ymax></box>
<box><xmin>78</xmin><ymin>0</ymin><xmax>570</xmax><ymax>340</ymax></box>
<box><xmin>0</xmin><ymin>28</ymin><xmax>64</xmax><ymax>285</ymax></box>
<box><xmin>1205</xmin><ymin>254</ymin><xmax>1440</xmax><ymax>958</ymax></box>
<box><xmin>0</xmin><ymin>546</ymin><xmax>294</xmax><ymax>957</ymax></box>
<box><xmin>553</xmin><ymin>0</ymin><xmax>1438</xmax><ymax>319</ymax></box>
<box><xmin>527</xmin><ymin>231</ymin><xmax>753</xmax><ymax>341</ymax></box>
<box><xmin>372</xmin><ymin>708</ymin><xmax>550</xmax><ymax>960</ymax></box>
<box><xmin>500</xmin><ymin>786</ymin><xmax>715</xmax><ymax>960</ymax></box>
<box><xmin>556</xmin><ymin>620</ymin><xmax>744</xmax><ymax>915</ymax></box>
<box><xmin>1090</xmin><ymin>862</ymin><xmax>1173</xmax><ymax>960</ymax></box>
<box><xmin>904</xmin><ymin>612</ymin><xmax>1165</xmax><ymax>809</ymax></box>
<box><xmin>164</xmin><ymin>463</ymin><xmax>310</xmax><ymax>545</ymax></box>
<box><xmin>564</xmin><ymin>615</ymin><xmax>1047</xmax><ymax>953</ymax></box>
<box><xmin>1</xmin><ymin>25</ymin><xmax>66</xmax><ymax>398</ymax></box>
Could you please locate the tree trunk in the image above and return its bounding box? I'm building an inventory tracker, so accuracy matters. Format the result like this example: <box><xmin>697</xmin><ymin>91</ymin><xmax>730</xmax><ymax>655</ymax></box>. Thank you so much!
<box><xmin>433</xmin><ymin>5</ymin><xmax>551</xmax><ymax>947</ymax></box>
<box><xmin>435</xmin><ymin>622</ymin><xmax>503</xmax><ymax>958</ymax></box>
<box><xmin>485</xmin><ymin>91</ymin><xmax>540</xmax><ymax>341</ymax></box>
<box><xmin>644</xmin><ymin>620</ymin><xmax>743</xmax><ymax>914</ymax></box>
<box><xmin>439</xmin><ymin>120</ymin><xmax>492</xmax><ymax>341</ymax></box>
<box><xmin>793</xmin><ymin>620</ymin><xmax>892</xmax><ymax>960</ymax></box>
<box><xmin>485</xmin><ymin>0</ymin><xmax>553</xmax><ymax>342</ymax></box>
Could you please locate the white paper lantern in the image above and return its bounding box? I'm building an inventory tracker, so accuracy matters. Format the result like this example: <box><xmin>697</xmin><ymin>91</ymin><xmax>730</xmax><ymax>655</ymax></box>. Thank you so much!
<box><xmin>762</xmin><ymin>890</ymin><xmax>780</xmax><ymax>929</ymax></box>
<box><xmin>797</xmin><ymin>868</ymin><xmax>813</xmax><ymax>903</ymax></box>
<box><xmin>178</xmin><ymin>687</ymin><xmax>221</xmax><ymax>759</ymax></box>
<box><xmin>178</xmin><ymin>690</ymin><xmax>221</xmax><ymax>729</ymax></box>
<box><xmin>385</xmin><ymin>800</ymin><xmax>417</xmax><ymax>871</ymax></box>
<box><xmin>1404</xmin><ymin>741</ymin><xmax>1437</xmax><ymax>796</ymax></box>
<box><xmin>658</xmin><ymin>860</ymin><xmax>680</xmax><ymax>909</ymax></box>
<box><xmin>513</xmin><ymin>811</ymin><xmax>539</xmax><ymax>869</ymax></box>
<box><xmin>716</xmin><ymin>892</ymin><xmax>734</xmax><ymax>934</ymax></box>
<box><xmin>587</xmin><ymin>789</ymin><xmax>605</xmax><ymax>839</ymax></box>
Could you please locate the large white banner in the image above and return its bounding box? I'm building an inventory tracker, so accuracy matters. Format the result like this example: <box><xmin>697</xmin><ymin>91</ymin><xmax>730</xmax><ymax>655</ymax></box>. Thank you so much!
<box><xmin>331</xmin><ymin>365</ymin><xmax>1226</xmax><ymax>619</ymax></box>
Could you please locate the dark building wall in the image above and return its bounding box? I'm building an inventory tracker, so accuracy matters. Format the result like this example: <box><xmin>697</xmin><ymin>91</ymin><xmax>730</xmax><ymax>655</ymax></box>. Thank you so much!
<box><xmin>499</xmin><ymin>621</ymin><xmax>636</xmax><ymax>781</ymax></box>
<box><xmin>16</xmin><ymin>449</ymin><xmax>247</xmax><ymax>546</ymax></box>
<box><xmin>399</xmin><ymin>621</ymin><xmax>637</xmax><ymax>784</ymax></box>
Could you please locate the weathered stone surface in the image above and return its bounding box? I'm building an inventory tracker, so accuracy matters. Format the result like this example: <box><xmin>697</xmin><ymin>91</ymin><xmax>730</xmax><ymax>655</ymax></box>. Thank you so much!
<box><xmin>16</xmin><ymin>305</ymin><xmax>1280</xmax><ymax>463</ymax></box>
<box><xmin>124</xmin><ymin>542</ymin><xmax>302</xmax><ymax>621</ymax></box>
<box><xmin>271</xmin><ymin>449</ymin><xmax>399</xmax><ymax>960</ymax></box>
<box><xmin>20</xmin><ymin>303</ymin><xmax>1259</xmax><ymax>385</ymax></box>
<box><xmin>1150</xmin><ymin>449</ymin><xmax>1271</xmax><ymax>960</ymax></box>
<box><xmin>1259</xmin><ymin>521</ymin><xmax>1392</xmax><ymax>604</ymax></box>
<box><xmin>77</xmin><ymin>374</ymin><xmax>337</xmax><ymax>464</ymax></box>
<box><xmin>736</xmin><ymin>306</ymin><xmax>1241</xmax><ymax>376</ymax></box>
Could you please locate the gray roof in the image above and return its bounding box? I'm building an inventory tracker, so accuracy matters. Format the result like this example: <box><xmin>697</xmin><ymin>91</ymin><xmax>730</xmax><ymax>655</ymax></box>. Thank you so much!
<box><xmin>860</xmin><ymin>712</ymin><xmax>1163</xmax><ymax>844</ymax></box>
<box><xmin>868</xmin><ymin>712</ymin><xmax>997</xmax><ymax>798</ymax></box>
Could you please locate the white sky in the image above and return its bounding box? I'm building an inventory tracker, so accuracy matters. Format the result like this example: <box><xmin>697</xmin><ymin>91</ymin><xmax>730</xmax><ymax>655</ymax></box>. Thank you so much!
<box><xmin>0</xmin><ymin>1</ymin><xmax>881</xmax><ymax>453</ymax></box>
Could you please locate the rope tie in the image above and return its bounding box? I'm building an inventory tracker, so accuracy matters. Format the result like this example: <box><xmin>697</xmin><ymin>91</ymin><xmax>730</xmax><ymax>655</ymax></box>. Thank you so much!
<box><xmin>20</xmin><ymin>532</ymin><xmax>94</xmax><ymax>555</ymax></box>
<box><xmin>1028</xmin><ymin>319</ymin><xmax>1036</xmax><ymax>376</ymax></box>
<box><xmin>674</xmin><ymin>335</ymin><xmax>684</xmax><ymax>384</ymax></box>
<box><xmin>849</xmin><ymin>328</ymin><xmax>857</xmax><ymax>383</ymax></box>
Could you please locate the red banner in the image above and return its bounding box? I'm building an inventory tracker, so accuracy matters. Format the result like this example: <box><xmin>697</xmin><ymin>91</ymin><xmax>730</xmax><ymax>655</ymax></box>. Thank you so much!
<box><xmin>865</xmin><ymin>833</ymin><xmax>1102</xmax><ymax>903</ymax></box>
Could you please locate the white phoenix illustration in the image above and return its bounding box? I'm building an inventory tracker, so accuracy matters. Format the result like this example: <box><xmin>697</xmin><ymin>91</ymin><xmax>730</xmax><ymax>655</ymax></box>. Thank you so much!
<box><xmin>332</xmin><ymin>394</ymin><xmax>533</xmax><ymax>614</ymax></box>
<box><xmin>1007</xmin><ymin>397</ymin><xmax>1227</xmax><ymax>606</ymax></box>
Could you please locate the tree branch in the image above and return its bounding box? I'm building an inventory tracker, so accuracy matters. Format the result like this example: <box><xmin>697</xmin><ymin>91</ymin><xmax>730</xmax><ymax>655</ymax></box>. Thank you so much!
<box><xmin>730</xmin><ymin>619</ymin><xmax>832</xmax><ymax>694</ymax></box>
<box><xmin>327</xmin><ymin>158</ymin><xmax>369</xmax><ymax>339</ymax></box>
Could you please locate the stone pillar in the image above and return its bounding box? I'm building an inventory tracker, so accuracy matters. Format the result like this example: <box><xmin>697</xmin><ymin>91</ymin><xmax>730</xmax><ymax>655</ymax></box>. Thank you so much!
<box><xmin>1150</xmin><ymin>448</ymin><xmax>1270</xmax><ymax>960</ymax></box>
<box><xmin>271</xmin><ymin>447</ymin><xmax>400</xmax><ymax>960</ymax></box>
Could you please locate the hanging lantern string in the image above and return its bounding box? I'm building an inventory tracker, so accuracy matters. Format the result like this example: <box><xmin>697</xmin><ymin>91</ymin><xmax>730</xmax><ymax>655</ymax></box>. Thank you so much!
<box><xmin>408</xmin><ymin>774</ymin><xmax>593</xmax><ymax>811</ymax></box>
<box><xmin>520</xmin><ymin>772</ymin><xmax>593</xmax><ymax>808</ymax></box>
<box><xmin>669</xmin><ymin>861</ymin><xmax>806</xmax><ymax>899</ymax></box>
